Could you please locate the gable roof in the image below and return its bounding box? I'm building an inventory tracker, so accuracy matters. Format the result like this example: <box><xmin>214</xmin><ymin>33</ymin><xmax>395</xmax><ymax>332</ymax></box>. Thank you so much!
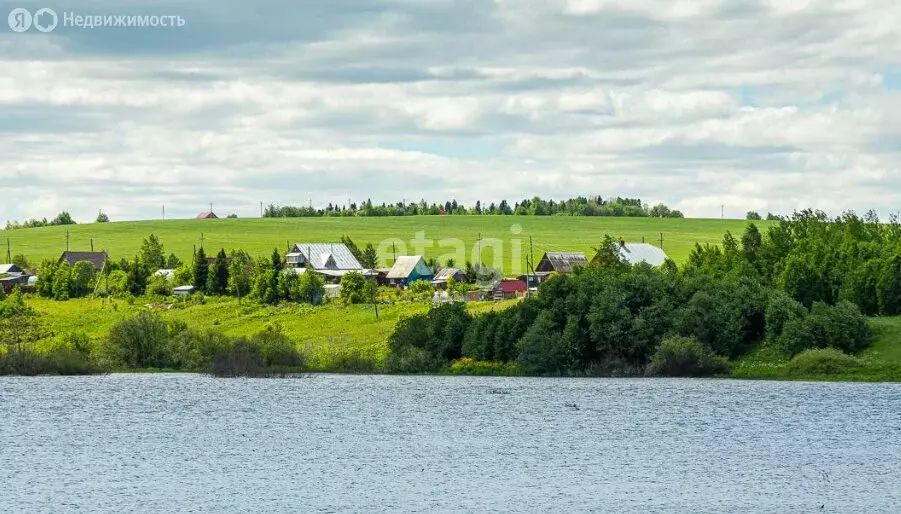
<box><xmin>0</xmin><ymin>264</ymin><xmax>23</xmax><ymax>274</ymax></box>
<box><xmin>196</xmin><ymin>211</ymin><xmax>218</xmax><ymax>219</ymax></box>
<box><xmin>497</xmin><ymin>279</ymin><xmax>527</xmax><ymax>293</ymax></box>
<box><xmin>433</xmin><ymin>267</ymin><xmax>464</xmax><ymax>281</ymax></box>
<box><xmin>58</xmin><ymin>251</ymin><xmax>108</xmax><ymax>270</ymax></box>
<box><xmin>290</xmin><ymin>243</ymin><xmax>362</xmax><ymax>270</ymax></box>
<box><xmin>538</xmin><ymin>252</ymin><xmax>589</xmax><ymax>273</ymax></box>
<box><xmin>386</xmin><ymin>256</ymin><xmax>432</xmax><ymax>279</ymax></box>
<box><xmin>619</xmin><ymin>243</ymin><xmax>669</xmax><ymax>266</ymax></box>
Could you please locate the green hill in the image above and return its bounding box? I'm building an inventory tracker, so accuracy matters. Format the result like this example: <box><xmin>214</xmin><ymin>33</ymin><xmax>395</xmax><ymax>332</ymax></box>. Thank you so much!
<box><xmin>2</xmin><ymin>216</ymin><xmax>769</xmax><ymax>273</ymax></box>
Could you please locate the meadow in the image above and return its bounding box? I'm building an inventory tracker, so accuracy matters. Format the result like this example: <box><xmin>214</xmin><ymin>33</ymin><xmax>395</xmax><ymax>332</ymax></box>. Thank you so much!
<box><xmin>3</xmin><ymin>216</ymin><xmax>771</xmax><ymax>273</ymax></box>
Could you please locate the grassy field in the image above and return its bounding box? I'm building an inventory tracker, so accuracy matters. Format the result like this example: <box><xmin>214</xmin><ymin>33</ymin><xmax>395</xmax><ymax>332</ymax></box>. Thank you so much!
<box><xmin>3</xmin><ymin>216</ymin><xmax>770</xmax><ymax>273</ymax></box>
<box><xmin>30</xmin><ymin>296</ymin><xmax>517</xmax><ymax>371</ymax></box>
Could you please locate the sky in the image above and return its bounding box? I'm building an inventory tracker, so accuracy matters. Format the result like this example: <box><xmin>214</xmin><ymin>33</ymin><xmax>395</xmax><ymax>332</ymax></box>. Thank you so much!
<box><xmin>0</xmin><ymin>0</ymin><xmax>899</xmax><ymax>223</ymax></box>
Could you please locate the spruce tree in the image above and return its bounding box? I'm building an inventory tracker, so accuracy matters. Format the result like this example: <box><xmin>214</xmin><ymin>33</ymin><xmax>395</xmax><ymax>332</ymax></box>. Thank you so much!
<box><xmin>193</xmin><ymin>247</ymin><xmax>208</xmax><ymax>292</ymax></box>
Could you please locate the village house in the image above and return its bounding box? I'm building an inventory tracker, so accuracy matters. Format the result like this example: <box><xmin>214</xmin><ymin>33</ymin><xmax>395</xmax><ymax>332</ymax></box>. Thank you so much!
<box><xmin>432</xmin><ymin>267</ymin><xmax>467</xmax><ymax>290</ymax></box>
<box><xmin>195</xmin><ymin>211</ymin><xmax>218</xmax><ymax>219</ymax></box>
<box><xmin>518</xmin><ymin>271</ymin><xmax>553</xmax><ymax>289</ymax></box>
<box><xmin>493</xmin><ymin>278</ymin><xmax>527</xmax><ymax>300</ymax></box>
<box><xmin>535</xmin><ymin>252</ymin><xmax>589</xmax><ymax>274</ymax></box>
<box><xmin>386</xmin><ymin>256</ymin><xmax>434</xmax><ymax>287</ymax></box>
<box><xmin>0</xmin><ymin>264</ymin><xmax>29</xmax><ymax>295</ymax></box>
<box><xmin>58</xmin><ymin>250</ymin><xmax>108</xmax><ymax>271</ymax></box>
<box><xmin>285</xmin><ymin>243</ymin><xmax>367</xmax><ymax>283</ymax></box>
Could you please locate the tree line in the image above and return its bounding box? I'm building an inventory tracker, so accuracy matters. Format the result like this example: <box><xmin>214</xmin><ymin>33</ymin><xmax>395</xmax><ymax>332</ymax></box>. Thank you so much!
<box><xmin>264</xmin><ymin>195</ymin><xmax>685</xmax><ymax>218</ymax></box>
<box><xmin>386</xmin><ymin>209</ymin><xmax>899</xmax><ymax>376</ymax></box>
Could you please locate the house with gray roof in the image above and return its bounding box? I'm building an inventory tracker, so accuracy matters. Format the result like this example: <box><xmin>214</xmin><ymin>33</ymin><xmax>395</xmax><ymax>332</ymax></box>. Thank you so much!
<box><xmin>536</xmin><ymin>252</ymin><xmax>589</xmax><ymax>273</ymax></box>
<box><xmin>386</xmin><ymin>256</ymin><xmax>434</xmax><ymax>287</ymax></box>
<box><xmin>286</xmin><ymin>242</ymin><xmax>366</xmax><ymax>282</ymax></box>
<box><xmin>58</xmin><ymin>251</ymin><xmax>108</xmax><ymax>270</ymax></box>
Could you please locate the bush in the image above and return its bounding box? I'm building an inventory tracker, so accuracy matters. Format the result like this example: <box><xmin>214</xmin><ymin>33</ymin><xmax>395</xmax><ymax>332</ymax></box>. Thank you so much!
<box><xmin>645</xmin><ymin>335</ymin><xmax>731</xmax><ymax>377</ymax></box>
<box><xmin>778</xmin><ymin>301</ymin><xmax>871</xmax><ymax>356</ymax></box>
<box><xmin>385</xmin><ymin>344</ymin><xmax>445</xmax><ymax>373</ymax></box>
<box><xmin>102</xmin><ymin>311</ymin><xmax>170</xmax><ymax>368</ymax></box>
<box><xmin>387</xmin><ymin>303</ymin><xmax>472</xmax><ymax>370</ymax></box>
<box><xmin>765</xmin><ymin>290</ymin><xmax>807</xmax><ymax>341</ymax></box>
<box><xmin>210</xmin><ymin>337</ymin><xmax>266</xmax><ymax>377</ymax></box>
<box><xmin>251</xmin><ymin>328</ymin><xmax>305</xmax><ymax>369</ymax></box>
<box><xmin>147</xmin><ymin>274</ymin><xmax>173</xmax><ymax>297</ymax></box>
<box><xmin>328</xmin><ymin>350</ymin><xmax>379</xmax><ymax>373</ymax></box>
<box><xmin>449</xmin><ymin>357</ymin><xmax>520</xmax><ymax>376</ymax></box>
<box><xmin>783</xmin><ymin>348</ymin><xmax>859</xmax><ymax>377</ymax></box>
<box><xmin>340</xmin><ymin>271</ymin><xmax>367</xmax><ymax>304</ymax></box>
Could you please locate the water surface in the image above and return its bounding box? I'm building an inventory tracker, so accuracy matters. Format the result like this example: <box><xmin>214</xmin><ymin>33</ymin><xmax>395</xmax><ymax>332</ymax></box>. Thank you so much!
<box><xmin>1</xmin><ymin>374</ymin><xmax>899</xmax><ymax>512</ymax></box>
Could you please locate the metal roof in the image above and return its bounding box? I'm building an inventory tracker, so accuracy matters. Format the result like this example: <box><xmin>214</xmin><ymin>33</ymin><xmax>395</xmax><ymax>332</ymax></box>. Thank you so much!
<box><xmin>619</xmin><ymin>243</ymin><xmax>669</xmax><ymax>266</ymax></box>
<box><xmin>433</xmin><ymin>267</ymin><xmax>465</xmax><ymax>281</ymax></box>
<box><xmin>537</xmin><ymin>252</ymin><xmax>589</xmax><ymax>273</ymax></box>
<box><xmin>0</xmin><ymin>264</ymin><xmax>23</xmax><ymax>274</ymax></box>
<box><xmin>290</xmin><ymin>243</ymin><xmax>363</xmax><ymax>271</ymax></box>
<box><xmin>386</xmin><ymin>256</ymin><xmax>431</xmax><ymax>279</ymax></box>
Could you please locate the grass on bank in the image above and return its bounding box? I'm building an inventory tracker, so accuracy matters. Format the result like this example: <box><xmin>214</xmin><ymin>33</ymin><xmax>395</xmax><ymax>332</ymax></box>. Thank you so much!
<box><xmin>731</xmin><ymin>316</ymin><xmax>901</xmax><ymax>382</ymax></box>
<box><xmin>28</xmin><ymin>296</ymin><xmax>518</xmax><ymax>372</ymax></box>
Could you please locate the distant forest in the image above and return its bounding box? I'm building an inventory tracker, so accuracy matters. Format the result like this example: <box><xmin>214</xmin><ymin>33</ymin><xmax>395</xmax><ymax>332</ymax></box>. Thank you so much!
<box><xmin>264</xmin><ymin>196</ymin><xmax>685</xmax><ymax>218</ymax></box>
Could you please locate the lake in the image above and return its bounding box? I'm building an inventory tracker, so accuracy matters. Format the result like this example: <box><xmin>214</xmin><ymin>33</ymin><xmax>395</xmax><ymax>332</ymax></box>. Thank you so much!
<box><xmin>1</xmin><ymin>374</ymin><xmax>899</xmax><ymax>513</ymax></box>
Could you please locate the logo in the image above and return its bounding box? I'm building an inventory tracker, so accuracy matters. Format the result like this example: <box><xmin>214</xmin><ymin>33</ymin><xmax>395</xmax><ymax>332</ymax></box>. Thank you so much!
<box><xmin>7</xmin><ymin>7</ymin><xmax>31</xmax><ymax>32</ymax></box>
<box><xmin>33</xmin><ymin>8</ymin><xmax>57</xmax><ymax>32</ymax></box>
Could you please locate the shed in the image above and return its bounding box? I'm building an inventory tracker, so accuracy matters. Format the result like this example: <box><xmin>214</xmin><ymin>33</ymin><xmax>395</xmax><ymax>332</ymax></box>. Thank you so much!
<box><xmin>432</xmin><ymin>267</ymin><xmax>467</xmax><ymax>289</ymax></box>
<box><xmin>536</xmin><ymin>252</ymin><xmax>589</xmax><ymax>273</ymax></box>
<box><xmin>386</xmin><ymin>256</ymin><xmax>434</xmax><ymax>287</ymax></box>
<box><xmin>196</xmin><ymin>211</ymin><xmax>218</xmax><ymax>219</ymax></box>
<box><xmin>494</xmin><ymin>279</ymin><xmax>527</xmax><ymax>300</ymax></box>
<box><xmin>173</xmin><ymin>285</ymin><xmax>195</xmax><ymax>296</ymax></box>
<box><xmin>58</xmin><ymin>251</ymin><xmax>108</xmax><ymax>271</ymax></box>
<box><xmin>617</xmin><ymin>242</ymin><xmax>669</xmax><ymax>267</ymax></box>
<box><xmin>0</xmin><ymin>263</ymin><xmax>23</xmax><ymax>275</ymax></box>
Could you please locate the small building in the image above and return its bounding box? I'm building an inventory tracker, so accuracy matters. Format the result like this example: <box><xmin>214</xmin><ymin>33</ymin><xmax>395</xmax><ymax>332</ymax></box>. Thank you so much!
<box><xmin>617</xmin><ymin>241</ymin><xmax>669</xmax><ymax>267</ymax></box>
<box><xmin>0</xmin><ymin>263</ymin><xmax>24</xmax><ymax>275</ymax></box>
<box><xmin>173</xmin><ymin>285</ymin><xmax>195</xmax><ymax>296</ymax></box>
<box><xmin>536</xmin><ymin>252</ymin><xmax>589</xmax><ymax>274</ymax></box>
<box><xmin>493</xmin><ymin>279</ymin><xmax>527</xmax><ymax>300</ymax></box>
<box><xmin>196</xmin><ymin>211</ymin><xmax>218</xmax><ymax>219</ymax></box>
<box><xmin>285</xmin><ymin>242</ymin><xmax>365</xmax><ymax>283</ymax></box>
<box><xmin>323</xmin><ymin>284</ymin><xmax>341</xmax><ymax>300</ymax></box>
<box><xmin>518</xmin><ymin>271</ymin><xmax>553</xmax><ymax>289</ymax></box>
<box><xmin>386</xmin><ymin>256</ymin><xmax>434</xmax><ymax>287</ymax></box>
<box><xmin>58</xmin><ymin>251</ymin><xmax>108</xmax><ymax>271</ymax></box>
<box><xmin>432</xmin><ymin>267</ymin><xmax>467</xmax><ymax>290</ymax></box>
<box><xmin>0</xmin><ymin>274</ymin><xmax>29</xmax><ymax>294</ymax></box>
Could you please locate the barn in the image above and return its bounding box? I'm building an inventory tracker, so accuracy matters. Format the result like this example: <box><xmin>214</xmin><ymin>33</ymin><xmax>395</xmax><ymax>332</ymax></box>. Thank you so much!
<box><xmin>535</xmin><ymin>252</ymin><xmax>589</xmax><ymax>273</ymax></box>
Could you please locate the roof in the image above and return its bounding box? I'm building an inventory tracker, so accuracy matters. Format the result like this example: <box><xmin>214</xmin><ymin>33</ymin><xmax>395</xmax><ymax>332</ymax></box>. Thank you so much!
<box><xmin>0</xmin><ymin>264</ymin><xmax>23</xmax><ymax>274</ymax></box>
<box><xmin>497</xmin><ymin>279</ymin><xmax>527</xmax><ymax>293</ymax></box>
<box><xmin>290</xmin><ymin>243</ymin><xmax>363</xmax><ymax>271</ymax></box>
<box><xmin>538</xmin><ymin>252</ymin><xmax>589</xmax><ymax>273</ymax></box>
<box><xmin>618</xmin><ymin>243</ymin><xmax>669</xmax><ymax>266</ymax></box>
<box><xmin>433</xmin><ymin>268</ymin><xmax>465</xmax><ymax>281</ymax></box>
<box><xmin>154</xmin><ymin>269</ymin><xmax>175</xmax><ymax>278</ymax></box>
<box><xmin>386</xmin><ymin>256</ymin><xmax>432</xmax><ymax>279</ymax></box>
<box><xmin>173</xmin><ymin>285</ymin><xmax>195</xmax><ymax>292</ymax></box>
<box><xmin>58</xmin><ymin>251</ymin><xmax>108</xmax><ymax>270</ymax></box>
<box><xmin>196</xmin><ymin>211</ymin><xmax>218</xmax><ymax>219</ymax></box>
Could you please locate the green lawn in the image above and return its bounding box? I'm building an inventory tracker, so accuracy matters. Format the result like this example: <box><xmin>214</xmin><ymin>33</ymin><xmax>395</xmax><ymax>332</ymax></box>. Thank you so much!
<box><xmin>30</xmin><ymin>296</ymin><xmax>518</xmax><ymax>371</ymax></box>
<box><xmin>4</xmin><ymin>216</ymin><xmax>768</xmax><ymax>274</ymax></box>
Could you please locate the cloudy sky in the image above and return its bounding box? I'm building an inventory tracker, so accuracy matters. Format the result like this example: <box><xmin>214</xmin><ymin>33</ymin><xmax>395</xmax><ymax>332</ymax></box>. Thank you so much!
<box><xmin>1</xmin><ymin>0</ymin><xmax>899</xmax><ymax>222</ymax></box>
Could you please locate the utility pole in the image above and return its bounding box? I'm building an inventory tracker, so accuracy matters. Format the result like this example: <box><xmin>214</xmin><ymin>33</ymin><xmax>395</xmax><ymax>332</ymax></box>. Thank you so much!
<box><xmin>6</xmin><ymin>238</ymin><xmax>10</xmax><ymax>263</ymax></box>
<box><xmin>210</xmin><ymin>202</ymin><xmax>213</xmax><ymax>214</ymax></box>
<box><xmin>659</xmin><ymin>233</ymin><xmax>664</xmax><ymax>249</ymax></box>
<box><xmin>477</xmin><ymin>232</ymin><xmax>482</xmax><ymax>269</ymax></box>
<box><xmin>90</xmin><ymin>239</ymin><xmax>94</xmax><ymax>252</ymax></box>
<box><xmin>392</xmin><ymin>242</ymin><xmax>396</xmax><ymax>264</ymax></box>
<box><xmin>260</xmin><ymin>201</ymin><xmax>264</xmax><ymax>218</ymax></box>
<box><xmin>721</xmin><ymin>205</ymin><xmax>724</xmax><ymax>220</ymax></box>
<box><xmin>199</xmin><ymin>233</ymin><xmax>204</xmax><ymax>250</ymax></box>
<box><xmin>162</xmin><ymin>205</ymin><xmax>165</xmax><ymax>220</ymax></box>
<box><xmin>527</xmin><ymin>236</ymin><xmax>534</xmax><ymax>296</ymax></box>
<box><xmin>66</xmin><ymin>230</ymin><xmax>69</xmax><ymax>252</ymax></box>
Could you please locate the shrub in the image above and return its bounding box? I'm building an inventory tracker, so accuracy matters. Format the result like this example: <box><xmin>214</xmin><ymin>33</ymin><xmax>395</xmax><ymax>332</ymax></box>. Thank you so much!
<box><xmin>449</xmin><ymin>357</ymin><xmax>520</xmax><ymax>376</ymax></box>
<box><xmin>783</xmin><ymin>348</ymin><xmax>859</xmax><ymax>377</ymax></box>
<box><xmin>328</xmin><ymin>350</ymin><xmax>379</xmax><ymax>374</ymax></box>
<box><xmin>764</xmin><ymin>290</ymin><xmax>807</xmax><ymax>341</ymax></box>
<box><xmin>387</xmin><ymin>303</ymin><xmax>472</xmax><ymax>369</ymax></box>
<box><xmin>385</xmin><ymin>344</ymin><xmax>444</xmax><ymax>373</ymax></box>
<box><xmin>210</xmin><ymin>337</ymin><xmax>265</xmax><ymax>377</ymax></box>
<box><xmin>147</xmin><ymin>274</ymin><xmax>173</xmax><ymax>297</ymax></box>
<box><xmin>645</xmin><ymin>335</ymin><xmax>731</xmax><ymax>377</ymax></box>
<box><xmin>778</xmin><ymin>301</ymin><xmax>871</xmax><ymax>356</ymax></box>
<box><xmin>516</xmin><ymin>311</ymin><xmax>575</xmax><ymax>375</ymax></box>
<box><xmin>252</xmin><ymin>328</ymin><xmax>305</xmax><ymax>369</ymax></box>
<box><xmin>340</xmin><ymin>271</ymin><xmax>367</xmax><ymax>304</ymax></box>
<box><xmin>405</xmin><ymin>280</ymin><xmax>434</xmax><ymax>302</ymax></box>
<box><xmin>102</xmin><ymin>311</ymin><xmax>170</xmax><ymax>368</ymax></box>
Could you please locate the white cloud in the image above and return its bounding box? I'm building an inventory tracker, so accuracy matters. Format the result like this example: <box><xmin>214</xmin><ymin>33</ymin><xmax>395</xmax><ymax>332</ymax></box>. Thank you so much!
<box><xmin>0</xmin><ymin>0</ymin><xmax>900</xmax><ymax>223</ymax></box>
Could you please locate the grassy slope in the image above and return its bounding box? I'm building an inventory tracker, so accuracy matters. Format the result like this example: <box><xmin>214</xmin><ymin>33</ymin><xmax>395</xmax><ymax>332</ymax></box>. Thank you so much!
<box><xmin>30</xmin><ymin>297</ymin><xmax>517</xmax><ymax>371</ymax></box>
<box><xmin>732</xmin><ymin>316</ymin><xmax>901</xmax><ymax>382</ymax></box>
<box><xmin>4</xmin><ymin>216</ymin><xmax>769</xmax><ymax>273</ymax></box>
